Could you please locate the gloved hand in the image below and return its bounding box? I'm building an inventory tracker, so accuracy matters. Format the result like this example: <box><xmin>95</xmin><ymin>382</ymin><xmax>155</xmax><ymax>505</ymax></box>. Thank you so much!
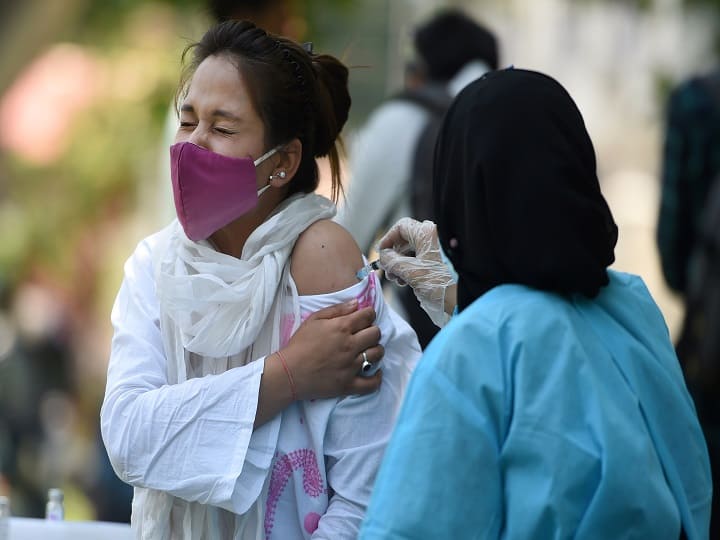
<box><xmin>377</xmin><ymin>218</ymin><xmax>456</xmax><ymax>328</ymax></box>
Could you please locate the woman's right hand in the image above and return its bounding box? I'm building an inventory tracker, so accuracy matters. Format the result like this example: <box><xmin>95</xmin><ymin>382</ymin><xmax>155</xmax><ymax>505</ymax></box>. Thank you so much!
<box><xmin>378</xmin><ymin>217</ymin><xmax>456</xmax><ymax>327</ymax></box>
<box><xmin>281</xmin><ymin>299</ymin><xmax>383</xmax><ymax>400</ymax></box>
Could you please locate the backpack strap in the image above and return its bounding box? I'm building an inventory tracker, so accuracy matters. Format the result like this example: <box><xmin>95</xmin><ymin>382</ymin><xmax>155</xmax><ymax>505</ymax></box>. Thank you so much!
<box><xmin>391</xmin><ymin>85</ymin><xmax>453</xmax><ymax>223</ymax></box>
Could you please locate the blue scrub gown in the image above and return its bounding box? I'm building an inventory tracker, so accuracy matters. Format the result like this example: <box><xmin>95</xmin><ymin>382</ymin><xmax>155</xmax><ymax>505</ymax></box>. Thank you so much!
<box><xmin>360</xmin><ymin>270</ymin><xmax>711</xmax><ymax>539</ymax></box>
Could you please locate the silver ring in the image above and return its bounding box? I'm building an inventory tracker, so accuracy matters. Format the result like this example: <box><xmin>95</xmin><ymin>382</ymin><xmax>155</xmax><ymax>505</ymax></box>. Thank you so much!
<box><xmin>361</xmin><ymin>351</ymin><xmax>373</xmax><ymax>372</ymax></box>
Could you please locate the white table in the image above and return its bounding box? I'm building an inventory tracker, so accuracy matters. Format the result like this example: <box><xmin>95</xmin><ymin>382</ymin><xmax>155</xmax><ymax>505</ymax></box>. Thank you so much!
<box><xmin>7</xmin><ymin>517</ymin><xmax>132</xmax><ymax>539</ymax></box>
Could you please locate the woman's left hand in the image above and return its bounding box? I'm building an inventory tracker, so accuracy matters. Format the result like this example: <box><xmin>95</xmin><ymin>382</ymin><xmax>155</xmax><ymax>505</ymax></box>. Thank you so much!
<box><xmin>282</xmin><ymin>299</ymin><xmax>384</xmax><ymax>400</ymax></box>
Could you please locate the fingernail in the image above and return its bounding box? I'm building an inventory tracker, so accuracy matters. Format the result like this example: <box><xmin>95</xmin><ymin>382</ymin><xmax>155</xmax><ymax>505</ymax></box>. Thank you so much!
<box><xmin>346</xmin><ymin>299</ymin><xmax>358</xmax><ymax>308</ymax></box>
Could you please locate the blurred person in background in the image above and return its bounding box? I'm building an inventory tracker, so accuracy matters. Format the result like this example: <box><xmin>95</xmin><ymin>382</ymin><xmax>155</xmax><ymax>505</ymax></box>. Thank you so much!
<box><xmin>0</xmin><ymin>278</ymin><xmax>133</xmax><ymax>522</ymax></box>
<box><xmin>101</xmin><ymin>19</ymin><xmax>419</xmax><ymax>539</ymax></box>
<box><xmin>360</xmin><ymin>68</ymin><xmax>712</xmax><ymax>539</ymax></box>
<box><xmin>337</xmin><ymin>8</ymin><xmax>498</xmax><ymax>350</ymax></box>
<box><xmin>0</xmin><ymin>281</ymin><xmax>91</xmax><ymax>518</ymax></box>
<box><xmin>657</xmin><ymin>66</ymin><xmax>720</xmax><ymax>537</ymax></box>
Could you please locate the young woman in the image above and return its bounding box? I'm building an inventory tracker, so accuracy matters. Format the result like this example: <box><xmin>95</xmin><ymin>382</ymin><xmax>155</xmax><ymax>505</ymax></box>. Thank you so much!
<box><xmin>100</xmin><ymin>20</ymin><xmax>420</xmax><ymax>539</ymax></box>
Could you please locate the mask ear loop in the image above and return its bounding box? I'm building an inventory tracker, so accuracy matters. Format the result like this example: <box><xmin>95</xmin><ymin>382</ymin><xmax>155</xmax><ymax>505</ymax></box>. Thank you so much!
<box><xmin>255</xmin><ymin>145</ymin><xmax>283</xmax><ymax>196</ymax></box>
<box><xmin>254</xmin><ymin>146</ymin><xmax>279</xmax><ymax>166</ymax></box>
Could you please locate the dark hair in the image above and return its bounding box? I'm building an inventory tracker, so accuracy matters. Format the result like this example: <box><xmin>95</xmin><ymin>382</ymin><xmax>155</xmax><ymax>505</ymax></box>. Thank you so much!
<box><xmin>177</xmin><ymin>20</ymin><xmax>350</xmax><ymax>202</ymax></box>
<box><xmin>414</xmin><ymin>9</ymin><xmax>499</xmax><ymax>82</ymax></box>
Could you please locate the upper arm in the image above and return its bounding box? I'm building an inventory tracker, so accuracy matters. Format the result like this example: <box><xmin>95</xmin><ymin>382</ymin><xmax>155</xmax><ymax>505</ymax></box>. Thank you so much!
<box><xmin>291</xmin><ymin>219</ymin><xmax>365</xmax><ymax>295</ymax></box>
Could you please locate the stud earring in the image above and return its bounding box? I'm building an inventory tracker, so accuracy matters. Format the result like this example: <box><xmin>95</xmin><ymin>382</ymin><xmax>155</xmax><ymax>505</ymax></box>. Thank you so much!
<box><xmin>269</xmin><ymin>170</ymin><xmax>287</xmax><ymax>182</ymax></box>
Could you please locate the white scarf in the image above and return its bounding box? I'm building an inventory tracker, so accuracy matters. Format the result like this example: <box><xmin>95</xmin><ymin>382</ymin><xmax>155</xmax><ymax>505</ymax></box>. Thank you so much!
<box><xmin>136</xmin><ymin>193</ymin><xmax>336</xmax><ymax>540</ymax></box>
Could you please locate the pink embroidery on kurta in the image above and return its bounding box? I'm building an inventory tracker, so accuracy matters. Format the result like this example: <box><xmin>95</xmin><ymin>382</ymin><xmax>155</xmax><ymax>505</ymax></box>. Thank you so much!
<box><xmin>304</xmin><ymin>512</ymin><xmax>321</xmax><ymax>534</ymax></box>
<box><xmin>265</xmin><ymin>449</ymin><xmax>324</xmax><ymax>539</ymax></box>
<box><xmin>356</xmin><ymin>274</ymin><xmax>377</xmax><ymax>310</ymax></box>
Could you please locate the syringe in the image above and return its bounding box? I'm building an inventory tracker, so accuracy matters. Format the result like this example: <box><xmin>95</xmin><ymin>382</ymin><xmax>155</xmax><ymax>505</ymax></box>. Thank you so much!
<box><xmin>355</xmin><ymin>259</ymin><xmax>380</xmax><ymax>280</ymax></box>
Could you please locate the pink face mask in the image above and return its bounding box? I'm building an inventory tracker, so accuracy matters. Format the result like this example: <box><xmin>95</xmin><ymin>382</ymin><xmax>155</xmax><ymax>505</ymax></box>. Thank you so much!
<box><xmin>170</xmin><ymin>142</ymin><xmax>278</xmax><ymax>241</ymax></box>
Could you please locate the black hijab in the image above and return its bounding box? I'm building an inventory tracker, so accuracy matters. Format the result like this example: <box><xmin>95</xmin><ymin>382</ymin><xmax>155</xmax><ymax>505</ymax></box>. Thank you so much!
<box><xmin>434</xmin><ymin>68</ymin><xmax>618</xmax><ymax>311</ymax></box>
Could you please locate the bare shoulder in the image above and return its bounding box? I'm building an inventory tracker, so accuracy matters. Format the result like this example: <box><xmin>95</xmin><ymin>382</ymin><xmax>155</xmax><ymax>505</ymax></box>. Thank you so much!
<box><xmin>291</xmin><ymin>219</ymin><xmax>365</xmax><ymax>295</ymax></box>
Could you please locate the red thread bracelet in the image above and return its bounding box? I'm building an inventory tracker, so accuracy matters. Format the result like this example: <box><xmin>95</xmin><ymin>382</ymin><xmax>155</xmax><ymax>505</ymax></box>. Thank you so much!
<box><xmin>276</xmin><ymin>350</ymin><xmax>297</xmax><ymax>401</ymax></box>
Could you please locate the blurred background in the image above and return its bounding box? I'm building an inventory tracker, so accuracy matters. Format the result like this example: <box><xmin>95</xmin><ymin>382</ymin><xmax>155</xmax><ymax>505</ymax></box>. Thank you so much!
<box><xmin>0</xmin><ymin>0</ymin><xmax>717</xmax><ymax>522</ymax></box>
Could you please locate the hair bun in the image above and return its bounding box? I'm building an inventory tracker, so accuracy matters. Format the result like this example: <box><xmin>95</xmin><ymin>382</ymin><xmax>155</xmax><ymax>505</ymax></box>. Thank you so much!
<box><xmin>311</xmin><ymin>54</ymin><xmax>351</xmax><ymax>157</ymax></box>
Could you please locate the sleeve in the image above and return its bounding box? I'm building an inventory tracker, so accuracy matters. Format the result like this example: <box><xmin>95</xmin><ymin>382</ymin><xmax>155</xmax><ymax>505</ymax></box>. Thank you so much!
<box><xmin>359</xmin><ymin>314</ymin><xmax>507</xmax><ymax>540</ymax></box>
<box><xmin>306</xmin><ymin>277</ymin><xmax>421</xmax><ymax>539</ymax></box>
<box><xmin>657</xmin><ymin>83</ymin><xmax>694</xmax><ymax>294</ymax></box>
<box><xmin>99</xmin><ymin>237</ymin><xmax>271</xmax><ymax>513</ymax></box>
<box><xmin>336</xmin><ymin>102</ymin><xmax>429</xmax><ymax>253</ymax></box>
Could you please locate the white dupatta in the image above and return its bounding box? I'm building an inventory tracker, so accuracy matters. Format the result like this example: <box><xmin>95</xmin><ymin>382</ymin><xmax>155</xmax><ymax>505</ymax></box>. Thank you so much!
<box><xmin>134</xmin><ymin>193</ymin><xmax>335</xmax><ymax>540</ymax></box>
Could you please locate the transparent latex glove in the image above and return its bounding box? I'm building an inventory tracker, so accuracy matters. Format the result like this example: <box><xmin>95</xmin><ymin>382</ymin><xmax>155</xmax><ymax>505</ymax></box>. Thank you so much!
<box><xmin>378</xmin><ymin>218</ymin><xmax>456</xmax><ymax>328</ymax></box>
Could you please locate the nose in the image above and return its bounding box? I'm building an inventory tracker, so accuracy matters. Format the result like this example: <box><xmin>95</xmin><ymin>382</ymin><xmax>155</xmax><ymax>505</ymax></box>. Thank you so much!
<box><xmin>175</xmin><ymin>125</ymin><xmax>208</xmax><ymax>150</ymax></box>
<box><xmin>186</xmin><ymin>124</ymin><xmax>209</xmax><ymax>149</ymax></box>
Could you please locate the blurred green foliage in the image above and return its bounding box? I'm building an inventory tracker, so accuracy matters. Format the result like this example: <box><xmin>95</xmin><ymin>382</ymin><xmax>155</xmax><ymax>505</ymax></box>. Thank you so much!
<box><xmin>0</xmin><ymin>1</ymin><xmax>204</xmax><ymax>299</ymax></box>
<box><xmin>686</xmin><ymin>0</ymin><xmax>720</xmax><ymax>9</ymax></box>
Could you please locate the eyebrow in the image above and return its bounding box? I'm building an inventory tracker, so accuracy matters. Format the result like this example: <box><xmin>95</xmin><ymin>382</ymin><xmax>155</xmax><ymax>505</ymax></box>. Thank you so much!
<box><xmin>180</xmin><ymin>104</ymin><xmax>241</xmax><ymax>121</ymax></box>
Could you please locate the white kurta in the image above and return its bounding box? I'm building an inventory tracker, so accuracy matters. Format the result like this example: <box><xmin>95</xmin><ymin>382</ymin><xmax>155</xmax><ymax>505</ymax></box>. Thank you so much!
<box><xmin>101</xmin><ymin>225</ymin><xmax>421</xmax><ymax>539</ymax></box>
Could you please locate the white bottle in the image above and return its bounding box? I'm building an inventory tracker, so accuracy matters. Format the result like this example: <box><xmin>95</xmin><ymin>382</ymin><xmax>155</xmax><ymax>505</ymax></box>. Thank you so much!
<box><xmin>45</xmin><ymin>488</ymin><xmax>64</xmax><ymax>521</ymax></box>
<box><xmin>0</xmin><ymin>495</ymin><xmax>10</xmax><ymax>540</ymax></box>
